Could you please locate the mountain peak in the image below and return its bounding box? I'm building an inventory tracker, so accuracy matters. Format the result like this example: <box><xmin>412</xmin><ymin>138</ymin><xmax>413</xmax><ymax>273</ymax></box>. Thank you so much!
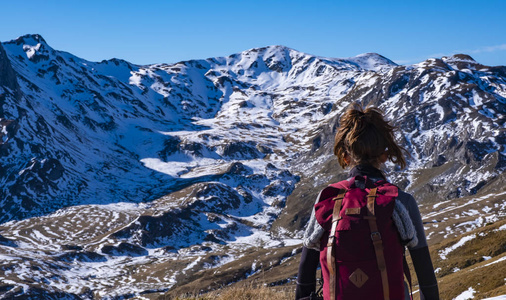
<box><xmin>263</xmin><ymin>45</ymin><xmax>292</xmax><ymax>51</ymax></box>
<box><xmin>11</xmin><ymin>34</ymin><xmax>48</xmax><ymax>46</ymax></box>
<box><xmin>441</xmin><ymin>54</ymin><xmax>482</xmax><ymax>71</ymax></box>
<box><xmin>238</xmin><ymin>45</ymin><xmax>295</xmax><ymax>57</ymax></box>
<box><xmin>99</xmin><ymin>57</ymin><xmax>135</xmax><ymax>67</ymax></box>
<box><xmin>343</xmin><ymin>52</ymin><xmax>397</xmax><ymax>72</ymax></box>
<box><xmin>3</xmin><ymin>34</ymin><xmax>55</xmax><ymax>64</ymax></box>
<box><xmin>356</xmin><ymin>52</ymin><xmax>395</xmax><ymax>62</ymax></box>
<box><xmin>445</xmin><ymin>53</ymin><xmax>476</xmax><ymax>62</ymax></box>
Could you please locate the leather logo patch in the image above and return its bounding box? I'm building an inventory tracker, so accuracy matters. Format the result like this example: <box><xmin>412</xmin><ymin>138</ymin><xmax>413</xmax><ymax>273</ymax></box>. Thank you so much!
<box><xmin>349</xmin><ymin>268</ymin><xmax>368</xmax><ymax>288</ymax></box>
<box><xmin>345</xmin><ymin>207</ymin><xmax>361</xmax><ymax>215</ymax></box>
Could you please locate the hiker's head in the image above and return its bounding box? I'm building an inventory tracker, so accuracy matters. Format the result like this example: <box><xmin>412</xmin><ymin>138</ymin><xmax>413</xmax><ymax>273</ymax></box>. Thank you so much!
<box><xmin>334</xmin><ymin>102</ymin><xmax>406</xmax><ymax>169</ymax></box>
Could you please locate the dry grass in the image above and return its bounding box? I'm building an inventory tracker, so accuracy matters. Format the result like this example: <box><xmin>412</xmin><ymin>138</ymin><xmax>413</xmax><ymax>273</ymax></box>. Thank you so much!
<box><xmin>432</xmin><ymin>222</ymin><xmax>506</xmax><ymax>277</ymax></box>
<box><xmin>401</xmin><ymin>219</ymin><xmax>506</xmax><ymax>299</ymax></box>
<box><xmin>162</xmin><ymin>283</ymin><xmax>295</xmax><ymax>300</ymax></box>
<box><xmin>433</xmin><ymin>220</ymin><xmax>506</xmax><ymax>299</ymax></box>
<box><xmin>438</xmin><ymin>253</ymin><xmax>506</xmax><ymax>299</ymax></box>
<box><xmin>161</xmin><ymin>244</ymin><xmax>301</xmax><ymax>297</ymax></box>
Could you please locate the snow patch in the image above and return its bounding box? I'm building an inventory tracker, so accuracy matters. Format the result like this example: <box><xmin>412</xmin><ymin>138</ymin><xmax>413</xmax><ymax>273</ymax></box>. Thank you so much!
<box><xmin>454</xmin><ymin>287</ymin><xmax>475</xmax><ymax>300</ymax></box>
<box><xmin>22</xmin><ymin>43</ymin><xmax>42</xmax><ymax>60</ymax></box>
<box><xmin>439</xmin><ymin>234</ymin><xmax>476</xmax><ymax>260</ymax></box>
<box><xmin>483</xmin><ymin>255</ymin><xmax>506</xmax><ymax>267</ymax></box>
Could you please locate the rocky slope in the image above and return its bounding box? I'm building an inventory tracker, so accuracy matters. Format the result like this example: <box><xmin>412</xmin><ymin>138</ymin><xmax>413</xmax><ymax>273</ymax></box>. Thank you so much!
<box><xmin>0</xmin><ymin>34</ymin><xmax>505</xmax><ymax>299</ymax></box>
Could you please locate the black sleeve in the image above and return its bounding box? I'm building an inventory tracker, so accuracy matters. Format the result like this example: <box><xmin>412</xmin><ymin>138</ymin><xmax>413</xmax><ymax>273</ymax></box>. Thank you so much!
<box><xmin>409</xmin><ymin>246</ymin><xmax>439</xmax><ymax>300</ymax></box>
<box><xmin>398</xmin><ymin>191</ymin><xmax>428</xmax><ymax>249</ymax></box>
<box><xmin>295</xmin><ymin>246</ymin><xmax>320</xmax><ymax>299</ymax></box>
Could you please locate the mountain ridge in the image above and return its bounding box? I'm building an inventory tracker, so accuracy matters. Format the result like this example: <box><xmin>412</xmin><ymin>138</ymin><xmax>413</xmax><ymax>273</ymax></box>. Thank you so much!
<box><xmin>0</xmin><ymin>34</ymin><xmax>505</xmax><ymax>299</ymax></box>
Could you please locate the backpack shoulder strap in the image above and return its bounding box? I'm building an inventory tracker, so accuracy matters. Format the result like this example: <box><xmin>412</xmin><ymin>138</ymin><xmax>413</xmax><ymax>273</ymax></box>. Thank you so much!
<box><xmin>365</xmin><ymin>187</ymin><xmax>390</xmax><ymax>300</ymax></box>
<box><xmin>314</xmin><ymin>180</ymin><xmax>351</xmax><ymax>234</ymax></box>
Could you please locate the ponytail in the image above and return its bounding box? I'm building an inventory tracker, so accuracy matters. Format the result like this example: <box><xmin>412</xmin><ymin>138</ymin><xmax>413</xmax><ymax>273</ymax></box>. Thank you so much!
<box><xmin>334</xmin><ymin>103</ymin><xmax>406</xmax><ymax>169</ymax></box>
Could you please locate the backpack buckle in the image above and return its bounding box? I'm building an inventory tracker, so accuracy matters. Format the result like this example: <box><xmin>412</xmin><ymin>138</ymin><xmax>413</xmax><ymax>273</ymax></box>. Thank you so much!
<box><xmin>371</xmin><ymin>232</ymin><xmax>382</xmax><ymax>241</ymax></box>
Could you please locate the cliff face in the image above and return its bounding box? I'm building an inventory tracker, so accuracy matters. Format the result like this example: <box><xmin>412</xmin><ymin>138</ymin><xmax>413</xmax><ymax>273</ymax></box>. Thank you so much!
<box><xmin>0</xmin><ymin>41</ymin><xmax>20</xmax><ymax>100</ymax></box>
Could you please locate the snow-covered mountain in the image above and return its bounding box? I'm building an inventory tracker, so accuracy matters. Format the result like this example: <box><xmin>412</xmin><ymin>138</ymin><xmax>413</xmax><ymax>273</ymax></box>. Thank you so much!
<box><xmin>0</xmin><ymin>34</ymin><xmax>505</xmax><ymax>299</ymax></box>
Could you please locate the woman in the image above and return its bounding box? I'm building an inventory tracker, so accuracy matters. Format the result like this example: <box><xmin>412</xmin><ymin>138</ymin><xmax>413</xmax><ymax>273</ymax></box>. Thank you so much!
<box><xmin>295</xmin><ymin>103</ymin><xmax>439</xmax><ymax>300</ymax></box>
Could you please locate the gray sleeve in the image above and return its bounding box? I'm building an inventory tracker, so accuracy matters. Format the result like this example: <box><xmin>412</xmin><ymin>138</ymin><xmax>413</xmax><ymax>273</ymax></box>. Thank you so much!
<box><xmin>302</xmin><ymin>192</ymin><xmax>325</xmax><ymax>251</ymax></box>
<box><xmin>396</xmin><ymin>190</ymin><xmax>428</xmax><ymax>250</ymax></box>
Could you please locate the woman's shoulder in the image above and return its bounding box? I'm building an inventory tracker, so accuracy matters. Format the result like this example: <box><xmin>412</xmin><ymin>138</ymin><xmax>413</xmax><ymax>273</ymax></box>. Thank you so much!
<box><xmin>390</xmin><ymin>187</ymin><xmax>416</xmax><ymax>204</ymax></box>
<box><xmin>394</xmin><ymin>187</ymin><xmax>418</xmax><ymax>207</ymax></box>
<box><xmin>396</xmin><ymin>188</ymin><xmax>414</xmax><ymax>199</ymax></box>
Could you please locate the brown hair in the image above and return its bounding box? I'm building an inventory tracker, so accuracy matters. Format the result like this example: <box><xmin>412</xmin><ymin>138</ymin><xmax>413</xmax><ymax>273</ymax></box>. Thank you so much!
<box><xmin>334</xmin><ymin>102</ymin><xmax>406</xmax><ymax>169</ymax></box>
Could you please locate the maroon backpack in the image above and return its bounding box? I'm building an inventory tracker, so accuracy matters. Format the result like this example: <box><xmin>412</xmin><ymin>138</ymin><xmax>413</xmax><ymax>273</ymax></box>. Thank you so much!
<box><xmin>314</xmin><ymin>176</ymin><xmax>405</xmax><ymax>300</ymax></box>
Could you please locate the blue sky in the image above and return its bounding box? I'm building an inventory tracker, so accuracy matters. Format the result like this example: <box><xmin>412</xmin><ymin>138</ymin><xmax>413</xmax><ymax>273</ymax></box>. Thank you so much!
<box><xmin>2</xmin><ymin>0</ymin><xmax>505</xmax><ymax>66</ymax></box>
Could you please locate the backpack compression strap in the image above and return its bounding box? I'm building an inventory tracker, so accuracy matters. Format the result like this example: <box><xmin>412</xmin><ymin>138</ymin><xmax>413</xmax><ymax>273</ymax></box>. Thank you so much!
<box><xmin>327</xmin><ymin>190</ymin><xmax>346</xmax><ymax>300</ymax></box>
<box><xmin>364</xmin><ymin>187</ymin><xmax>390</xmax><ymax>300</ymax></box>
